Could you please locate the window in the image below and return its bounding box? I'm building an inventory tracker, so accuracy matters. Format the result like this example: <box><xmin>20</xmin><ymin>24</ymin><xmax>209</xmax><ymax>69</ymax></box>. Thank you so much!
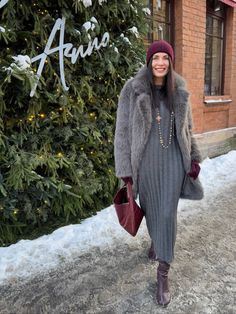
<box><xmin>147</xmin><ymin>0</ymin><xmax>173</xmax><ymax>44</ymax></box>
<box><xmin>204</xmin><ymin>0</ymin><xmax>226</xmax><ymax>96</ymax></box>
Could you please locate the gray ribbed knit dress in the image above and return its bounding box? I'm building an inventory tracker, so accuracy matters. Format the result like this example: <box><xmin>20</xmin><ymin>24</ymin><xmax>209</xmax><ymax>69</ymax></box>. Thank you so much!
<box><xmin>138</xmin><ymin>87</ymin><xmax>185</xmax><ymax>263</ymax></box>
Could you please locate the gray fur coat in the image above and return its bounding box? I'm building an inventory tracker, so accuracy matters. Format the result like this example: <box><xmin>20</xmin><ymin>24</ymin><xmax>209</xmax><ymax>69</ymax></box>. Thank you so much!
<box><xmin>114</xmin><ymin>66</ymin><xmax>204</xmax><ymax>200</ymax></box>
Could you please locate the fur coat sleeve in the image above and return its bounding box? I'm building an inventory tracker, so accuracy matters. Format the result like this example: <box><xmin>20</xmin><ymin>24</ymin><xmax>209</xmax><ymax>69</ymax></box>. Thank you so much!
<box><xmin>114</xmin><ymin>80</ymin><xmax>133</xmax><ymax>178</ymax></box>
<box><xmin>188</xmin><ymin>108</ymin><xmax>202</xmax><ymax>163</ymax></box>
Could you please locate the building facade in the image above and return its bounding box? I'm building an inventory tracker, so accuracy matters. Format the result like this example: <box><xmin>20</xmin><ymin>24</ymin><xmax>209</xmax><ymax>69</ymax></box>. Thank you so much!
<box><xmin>147</xmin><ymin>0</ymin><xmax>236</xmax><ymax>158</ymax></box>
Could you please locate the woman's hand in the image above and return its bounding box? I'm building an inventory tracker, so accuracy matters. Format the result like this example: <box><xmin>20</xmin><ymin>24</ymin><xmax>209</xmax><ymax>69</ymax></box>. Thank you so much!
<box><xmin>188</xmin><ymin>160</ymin><xmax>200</xmax><ymax>180</ymax></box>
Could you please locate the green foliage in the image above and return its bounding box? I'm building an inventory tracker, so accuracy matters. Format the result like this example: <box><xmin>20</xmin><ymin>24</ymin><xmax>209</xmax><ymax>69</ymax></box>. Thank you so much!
<box><xmin>0</xmin><ymin>0</ymin><xmax>147</xmax><ymax>246</ymax></box>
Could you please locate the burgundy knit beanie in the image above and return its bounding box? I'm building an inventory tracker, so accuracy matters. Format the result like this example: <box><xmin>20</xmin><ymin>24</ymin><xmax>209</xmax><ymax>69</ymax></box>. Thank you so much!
<box><xmin>146</xmin><ymin>40</ymin><xmax>174</xmax><ymax>65</ymax></box>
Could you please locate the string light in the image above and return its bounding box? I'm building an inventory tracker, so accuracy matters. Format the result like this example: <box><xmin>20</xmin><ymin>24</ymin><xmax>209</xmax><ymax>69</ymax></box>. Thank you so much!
<box><xmin>28</xmin><ymin>115</ymin><xmax>35</xmax><ymax>122</ymax></box>
<box><xmin>57</xmin><ymin>152</ymin><xmax>63</xmax><ymax>157</ymax></box>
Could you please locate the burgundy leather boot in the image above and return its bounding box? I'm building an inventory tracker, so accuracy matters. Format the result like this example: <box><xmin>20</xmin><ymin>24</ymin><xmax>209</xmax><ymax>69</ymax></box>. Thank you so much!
<box><xmin>148</xmin><ymin>242</ymin><xmax>159</xmax><ymax>261</ymax></box>
<box><xmin>156</xmin><ymin>261</ymin><xmax>171</xmax><ymax>306</ymax></box>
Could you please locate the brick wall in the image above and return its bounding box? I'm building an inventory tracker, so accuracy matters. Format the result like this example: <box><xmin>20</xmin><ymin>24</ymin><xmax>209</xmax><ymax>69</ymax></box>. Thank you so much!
<box><xmin>174</xmin><ymin>1</ymin><xmax>236</xmax><ymax>134</ymax></box>
<box><xmin>175</xmin><ymin>0</ymin><xmax>206</xmax><ymax>134</ymax></box>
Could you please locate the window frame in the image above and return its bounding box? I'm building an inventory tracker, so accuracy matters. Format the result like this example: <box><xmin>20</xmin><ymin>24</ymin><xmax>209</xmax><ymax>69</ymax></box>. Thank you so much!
<box><xmin>204</xmin><ymin>1</ymin><xmax>226</xmax><ymax>96</ymax></box>
<box><xmin>147</xmin><ymin>0</ymin><xmax>174</xmax><ymax>45</ymax></box>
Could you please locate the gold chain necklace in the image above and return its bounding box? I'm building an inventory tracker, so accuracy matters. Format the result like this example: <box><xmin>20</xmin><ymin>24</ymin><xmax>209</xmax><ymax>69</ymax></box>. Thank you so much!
<box><xmin>155</xmin><ymin>107</ymin><xmax>175</xmax><ymax>149</ymax></box>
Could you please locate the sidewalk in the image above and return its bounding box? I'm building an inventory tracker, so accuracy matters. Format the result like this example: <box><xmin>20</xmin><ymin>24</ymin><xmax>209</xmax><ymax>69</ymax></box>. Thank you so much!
<box><xmin>0</xmin><ymin>183</ymin><xmax>235</xmax><ymax>314</ymax></box>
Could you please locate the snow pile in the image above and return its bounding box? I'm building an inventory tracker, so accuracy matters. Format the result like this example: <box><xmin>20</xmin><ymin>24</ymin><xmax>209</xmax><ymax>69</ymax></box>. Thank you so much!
<box><xmin>128</xmin><ymin>26</ymin><xmax>139</xmax><ymax>38</ymax></box>
<box><xmin>0</xmin><ymin>151</ymin><xmax>236</xmax><ymax>284</ymax></box>
<box><xmin>120</xmin><ymin>33</ymin><xmax>131</xmax><ymax>45</ymax></box>
<box><xmin>142</xmin><ymin>8</ymin><xmax>151</xmax><ymax>15</ymax></box>
<box><xmin>4</xmin><ymin>55</ymin><xmax>32</xmax><ymax>74</ymax></box>
<box><xmin>77</xmin><ymin>0</ymin><xmax>107</xmax><ymax>8</ymax></box>
<box><xmin>12</xmin><ymin>55</ymin><xmax>31</xmax><ymax>70</ymax></box>
<box><xmin>82</xmin><ymin>17</ymin><xmax>98</xmax><ymax>31</ymax></box>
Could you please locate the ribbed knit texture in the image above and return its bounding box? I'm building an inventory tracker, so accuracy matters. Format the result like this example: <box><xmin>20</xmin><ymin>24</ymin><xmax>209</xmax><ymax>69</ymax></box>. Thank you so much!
<box><xmin>138</xmin><ymin>87</ymin><xmax>185</xmax><ymax>263</ymax></box>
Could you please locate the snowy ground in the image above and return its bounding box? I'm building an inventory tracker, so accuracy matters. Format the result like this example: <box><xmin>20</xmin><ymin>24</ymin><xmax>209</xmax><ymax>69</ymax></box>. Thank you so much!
<box><xmin>0</xmin><ymin>150</ymin><xmax>236</xmax><ymax>285</ymax></box>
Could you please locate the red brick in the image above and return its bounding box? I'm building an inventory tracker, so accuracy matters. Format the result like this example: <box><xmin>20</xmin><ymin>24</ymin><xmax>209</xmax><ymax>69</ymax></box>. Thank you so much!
<box><xmin>173</xmin><ymin>1</ymin><xmax>236</xmax><ymax>134</ymax></box>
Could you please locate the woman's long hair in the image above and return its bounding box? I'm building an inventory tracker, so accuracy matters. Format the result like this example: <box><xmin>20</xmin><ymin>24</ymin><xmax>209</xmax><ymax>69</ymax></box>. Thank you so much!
<box><xmin>147</xmin><ymin>56</ymin><xmax>175</xmax><ymax>112</ymax></box>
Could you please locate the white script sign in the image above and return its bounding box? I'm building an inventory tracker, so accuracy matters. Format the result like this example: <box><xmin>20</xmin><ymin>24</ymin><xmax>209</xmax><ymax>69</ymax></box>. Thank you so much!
<box><xmin>30</xmin><ymin>17</ymin><xmax>110</xmax><ymax>96</ymax></box>
<box><xmin>0</xmin><ymin>0</ymin><xmax>9</xmax><ymax>9</ymax></box>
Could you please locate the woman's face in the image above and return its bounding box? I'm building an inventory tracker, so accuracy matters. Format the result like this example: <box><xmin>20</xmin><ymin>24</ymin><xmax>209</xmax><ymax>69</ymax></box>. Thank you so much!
<box><xmin>151</xmin><ymin>52</ymin><xmax>170</xmax><ymax>85</ymax></box>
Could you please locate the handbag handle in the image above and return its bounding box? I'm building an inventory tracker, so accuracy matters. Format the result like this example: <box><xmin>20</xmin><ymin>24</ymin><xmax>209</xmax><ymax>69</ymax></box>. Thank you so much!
<box><xmin>126</xmin><ymin>181</ymin><xmax>134</xmax><ymax>204</ymax></box>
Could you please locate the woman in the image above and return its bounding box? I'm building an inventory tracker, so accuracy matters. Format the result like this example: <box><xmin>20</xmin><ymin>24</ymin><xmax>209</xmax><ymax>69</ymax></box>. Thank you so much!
<box><xmin>114</xmin><ymin>40</ymin><xmax>204</xmax><ymax>306</ymax></box>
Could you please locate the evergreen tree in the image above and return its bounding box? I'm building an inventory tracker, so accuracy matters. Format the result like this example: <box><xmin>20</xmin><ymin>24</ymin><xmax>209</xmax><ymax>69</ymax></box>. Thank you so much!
<box><xmin>0</xmin><ymin>0</ymin><xmax>148</xmax><ymax>245</ymax></box>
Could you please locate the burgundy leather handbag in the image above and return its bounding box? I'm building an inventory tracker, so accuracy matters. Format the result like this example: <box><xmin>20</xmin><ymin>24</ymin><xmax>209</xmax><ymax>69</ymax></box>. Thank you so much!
<box><xmin>113</xmin><ymin>182</ymin><xmax>144</xmax><ymax>236</ymax></box>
